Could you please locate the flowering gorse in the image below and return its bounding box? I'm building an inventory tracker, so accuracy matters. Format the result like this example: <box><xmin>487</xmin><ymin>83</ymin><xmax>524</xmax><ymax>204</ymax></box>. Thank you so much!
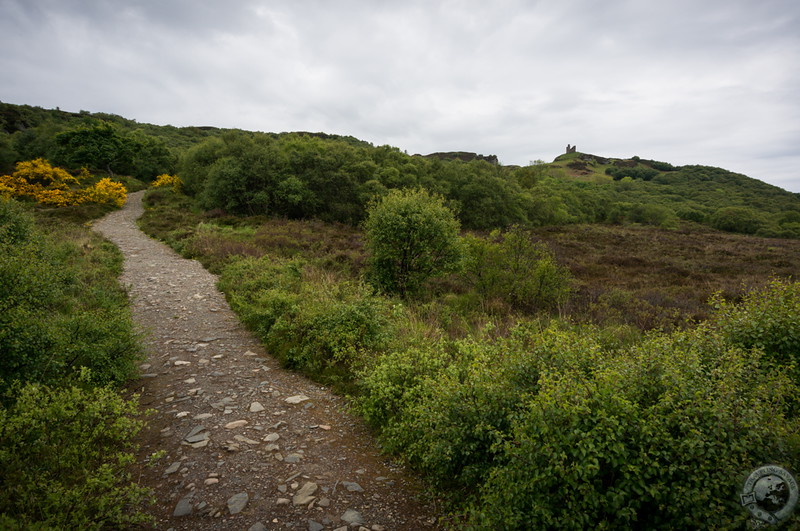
<box><xmin>82</xmin><ymin>177</ymin><xmax>127</xmax><ymax>208</ymax></box>
<box><xmin>151</xmin><ymin>173</ymin><xmax>183</xmax><ymax>193</ymax></box>
<box><xmin>0</xmin><ymin>159</ymin><xmax>127</xmax><ymax>207</ymax></box>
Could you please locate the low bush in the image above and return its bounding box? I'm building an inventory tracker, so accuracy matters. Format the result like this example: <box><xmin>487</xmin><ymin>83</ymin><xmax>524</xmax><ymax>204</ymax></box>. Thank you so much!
<box><xmin>470</xmin><ymin>327</ymin><xmax>799</xmax><ymax>529</ymax></box>
<box><xmin>356</xmin><ymin>314</ymin><xmax>800</xmax><ymax>528</ymax></box>
<box><xmin>219</xmin><ymin>256</ymin><xmax>397</xmax><ymax>387</ymax></box>
<box><xmin>461</xmin><ymin>228</ymin><xmax>572</xmax><ymax>313</ymax></box>
<box><xmin>0</xmin><ymin>204</ymin><xmax>141</xmax><ymax>390</ymax></box>
<box><xmin>357</xmin><ymin>322</ymin><xmax>605</xmax><ymax>493</ymax></box>
<box><xmin>0</xmin><ymin>197</ymin><xmax>33</xmax><ymax>244</ymax></box>
<box><xmin>0</xmin><ymin>380</ymin><xmax>152</xmax><ymax>528</ymax></box>
<box><xmin>0</xmin><ymin>196</ymin><xmax>151</xmax><ymax>527</ymax></box>
<box><xmin>710</xmin><ymin>206</ymin><xmax>765</xmax><ymax>234</ymax></box>
<box><xmin>712</xmin><ymin>278</ymin><xmax>800</xmax><ymax>382</ymax></box>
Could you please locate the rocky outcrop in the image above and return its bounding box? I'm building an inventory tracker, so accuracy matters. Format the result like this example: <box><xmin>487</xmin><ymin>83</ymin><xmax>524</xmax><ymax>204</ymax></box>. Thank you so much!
<box><xmin>420</xmin><ymin>151</ymin><xmax>499</xmax><ymax>165</ymax></box>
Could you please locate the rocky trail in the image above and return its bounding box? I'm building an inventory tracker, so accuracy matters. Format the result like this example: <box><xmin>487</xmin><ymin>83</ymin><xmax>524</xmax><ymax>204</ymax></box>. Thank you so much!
<box><xmin>93</xmin><ymin>191</ymin><xmax>441</xmax><ymax>530</ymax></box>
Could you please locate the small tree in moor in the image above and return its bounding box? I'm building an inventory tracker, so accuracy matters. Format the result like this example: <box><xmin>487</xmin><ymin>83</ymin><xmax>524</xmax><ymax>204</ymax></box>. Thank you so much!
<box><xmin>364</xmin><ymin>187</ymin><xmax>462</xmax><ymax>297</ymax></box>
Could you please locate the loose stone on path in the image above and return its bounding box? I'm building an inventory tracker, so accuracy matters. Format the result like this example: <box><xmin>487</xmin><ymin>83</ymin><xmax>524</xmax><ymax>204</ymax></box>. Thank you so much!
<box><xmin>173</xmin><ymin>494</ymin><xmax>193</xmax><ymax>517</ymax></box>
<box><xmin>226</xmin><ymin>491</ymin><xmax>249</xmax><ymax>514</ymax></box>
<box><xmin>285</xmin><ymin>394</ymin><xmax>310</xmax><ymax>404</ymax></box>
<box><xmin>293</xmin><ymin>482</ymin><xmax>318</xmax><ymax>505</ymax></box>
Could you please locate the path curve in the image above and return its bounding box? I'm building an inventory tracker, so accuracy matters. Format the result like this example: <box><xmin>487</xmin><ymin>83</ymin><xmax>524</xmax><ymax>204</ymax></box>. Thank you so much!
<box><xmin>93</xmin><ymin>191</ymin><xmax>439</xmax><ymax>530</ymax></box>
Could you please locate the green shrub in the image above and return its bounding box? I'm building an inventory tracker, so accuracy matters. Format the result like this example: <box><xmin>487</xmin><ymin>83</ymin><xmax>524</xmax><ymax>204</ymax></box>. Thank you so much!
<box><xmin>357</xmin><ymin>322</ymin><xmax>605</xmax><ymax>493</ymax></box>
<box><xmin>358</xmin><ymin>314</ymin><xmax>800</xmax><ymax>528</ymax></box>
<box><xmin>0</xmin><ymin>381</ymin><xmax>152</xmax><ymax>528</ymax></box>
<box><xmin>0</xmin><ymin>200</ymin><xmax>141</xmax><ymax>390</ymax></box>
<box><xmin>710</xmin><ymin>206</ymin><xmax>765</xmax><ymax>234</ymax></box>
<box><xmin>267</xmin><ymin>289</ymin><xmax>394</xmax><ymax>380</ymax></box>
<box><xmin>0</xmin><ymin>197</ymin><xmax>34</xmax><ymax>245</ymax></box>
<box><xmin>364</xmin><ymin>188</ymin><xmax>462</xmax><ymax>297</ymax></box>
<box><xmin>712</xmin><ymin>278</ymin><xmax>800</xmax><ymax>380</ymax></box>
<box><xmin>468</xmin><ymin>327</ymin><xmax>799</xmax><ymax>529</ymax></box>
<box><xmin>220</xmin><ymin>256</ymin><xmax>396</xmax><ymax>387</ymax></box>
<box><xmin>606</xmin><ymin>166</ymin><xmax>659</xmax><ymax>181</ymax></box>
<box><xmin>461</xmin><ymin>228</ymin><xmax>572</xmax><ymax>313</ymax></box>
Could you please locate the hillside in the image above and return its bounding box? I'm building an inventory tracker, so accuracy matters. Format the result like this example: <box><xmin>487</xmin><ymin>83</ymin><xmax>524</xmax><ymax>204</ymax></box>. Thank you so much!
<box><xmin>2</xmin><ymin>100</ymin><xmax>799</xmax><ymax>237</ymax></box>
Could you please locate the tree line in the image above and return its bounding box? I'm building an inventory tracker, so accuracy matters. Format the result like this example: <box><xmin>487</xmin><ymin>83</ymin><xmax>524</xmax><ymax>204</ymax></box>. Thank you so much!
<box><xmin>3</xmin><ymin>101</ymin><xmax>799</xmax><ymax>236</ymax></box>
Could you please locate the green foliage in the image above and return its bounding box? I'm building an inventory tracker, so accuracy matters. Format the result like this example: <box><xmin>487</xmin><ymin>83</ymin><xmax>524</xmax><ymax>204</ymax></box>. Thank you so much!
<box><xmin>461</xmin><ymin>227</ymin><xmax>572</xmax><ymax>313</ymax></box>
<box><xmin>356</xmin><ymin>323</ymin><xmax>606</xmax><ymax>495</ymax></box>
<box><xmin>448</xmin><ymin>163</ymin><xmax>530</xmax><ymax>229</ymax></box>
<box><xmin>712</xmin><ymin>278</ymin><xmax>800</xmax><ymax>379</ymax></box>
<box><xmin>0</xmin><ymin>200</ymin><xmax>141</xmax><ymax>391</ymax></box>
<box><xmin>645</xmin><ymin>159</ymin><xmax>676</xmax><ymax>172</ymax></box>
<box><xmin>357</xmin><ymin>315</ymin><xmax>800</xmax><ymax>529</ymax></box>
<box><xmin>0</xmin><ymin>131</ymin><xmax>17</xmax><ymax>174</ymax></box>
<box><xmin>0</xmin><ymin>381</ymin><xmax>152</xmax><ymax>528</ymax></box>
<box><xmin>219</xmin><ymin>256</ymin><xmax>396</xmax><ymax>387</ymax></box>
<box><xmin>0</xmin><ymin>197</ymin><xmax>33</xmax><ymax>244</ymax></box>
<box><xmin>710</xmin><ymin>206</ymin><xmax>765</xmax><ymax>234</ymax></box>
<box><xmin>180</xmin><ymin>132</ymin><xmax>372</xmax><ymax>221</ymax></box>
<box><xmin>55</xmin><ymin>122</ymin><xmax>135</xmax><ymax>175</ymax></box>
<box><xmin>0</xmin><ymin>194</ymin><xmax>151</xmax><ymax>528</ymax></box>
<box><xmin>127</xmin><ymin>130</ymin><xmax>176</xmax><ymax>181</ymax></box>
<box><xmin>606</xmin><ymin>165</ymin><xmax>660</xmax><ymax>181</ymax></box>
<box><xmin>470</xmin><ymin>328</ymin><xmax>798</xmax><ymax>529</ymax></box>
<box><xmin>364</xmin><ymin>188</ymin><xmax>462</xmax><ymax>296</ymax></box>
<box><xmin>52</xmin><ymin>121</ymin><xmax>174</xmax><ymax>181</ymax></box>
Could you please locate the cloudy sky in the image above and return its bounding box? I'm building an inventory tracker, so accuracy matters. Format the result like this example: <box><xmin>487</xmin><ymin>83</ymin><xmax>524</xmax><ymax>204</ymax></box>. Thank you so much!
<box><xmin>2</xmin><ymin>0</ymin><xmax>799</xmax><ymax>191</ymax></box>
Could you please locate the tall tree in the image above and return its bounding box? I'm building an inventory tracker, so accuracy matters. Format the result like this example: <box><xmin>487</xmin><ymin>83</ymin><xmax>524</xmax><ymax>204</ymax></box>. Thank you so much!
<box><xmin>55</xmin><ymin>122</ymin><xmax>135</xmax><ymax>176</ymax></box>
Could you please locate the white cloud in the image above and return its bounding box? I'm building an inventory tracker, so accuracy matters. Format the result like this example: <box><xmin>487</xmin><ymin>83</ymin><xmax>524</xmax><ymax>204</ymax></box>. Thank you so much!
<box><xmin>1</xmin><ymin>0</ymin><xmax>798</xmax><ymax>191</ymax></box>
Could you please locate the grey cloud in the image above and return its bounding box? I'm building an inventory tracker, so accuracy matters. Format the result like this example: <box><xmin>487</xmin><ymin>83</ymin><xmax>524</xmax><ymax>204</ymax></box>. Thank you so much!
<box><xmin>1</xmin><ymin>0</ymin><xmax>798</xmax><ymax>190</ymax></box>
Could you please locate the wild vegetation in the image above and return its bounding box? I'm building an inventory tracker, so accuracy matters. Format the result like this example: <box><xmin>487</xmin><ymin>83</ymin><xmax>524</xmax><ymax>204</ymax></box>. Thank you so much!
<box><xmin>141</xmin><ymin>186</ymin><xmax>800</xmax><ymax>528</ymax></box>
<box><xmin>0</xmin><ymin>193</ymin><xmax>151</xmax><ymax>526</ymax></box>
<box><xmin>4</xmin><ymin>100</ymin><xmax>800</xmax><ymax>527</ymax></box>
<box><xmin>4</xmin><ymin>101</ymin><xmax>799</xmax><ymax>237</ymax></box>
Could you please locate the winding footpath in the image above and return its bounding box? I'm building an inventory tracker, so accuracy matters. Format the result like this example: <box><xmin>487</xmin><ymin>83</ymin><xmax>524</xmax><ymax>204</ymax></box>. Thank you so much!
<box><xmin>93</xmin><ymin>191</ymin><xmax>440</xmax><ymax>530</ymax></box>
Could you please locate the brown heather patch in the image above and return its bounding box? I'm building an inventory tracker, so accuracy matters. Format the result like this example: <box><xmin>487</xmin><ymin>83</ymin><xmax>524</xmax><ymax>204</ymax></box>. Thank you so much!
<box><xmin>532</xmin><ymin>222</ymin><xmax>800</xmax><ymax>328</ymax></box>
<box><xmin>252</xmin><ymin>218</ymin><xmax>366</xmax><ymax>271</ymax></box>
<box><xmin>178</xmin><ymin>216</ymin><xmax>369</xmax><ymax>275</ymax></box>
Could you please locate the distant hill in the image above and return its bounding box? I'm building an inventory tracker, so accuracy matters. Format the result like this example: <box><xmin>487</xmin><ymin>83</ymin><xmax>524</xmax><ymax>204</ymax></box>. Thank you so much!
<box><xmin>544</xmin><ymin>150</ymin><xmax>800</xmax><ymax>231</ymax></box>
<box><xmin>2</xmin><ymin>100</ymin><xmax>799</xmax><ymax>237</ymax></box>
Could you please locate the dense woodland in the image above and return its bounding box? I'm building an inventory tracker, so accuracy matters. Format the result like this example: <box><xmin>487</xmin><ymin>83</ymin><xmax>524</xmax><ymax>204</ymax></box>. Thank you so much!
<box><xmin>3</xmin><ymin>100</ymin><xmax>800</xmax><ymax>528</ymax></box>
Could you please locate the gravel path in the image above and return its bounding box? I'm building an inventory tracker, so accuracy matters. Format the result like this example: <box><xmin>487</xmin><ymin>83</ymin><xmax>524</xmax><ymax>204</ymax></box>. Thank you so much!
<box><xmin>93</xmin><ymin>191</ymin><xmax>440</xmax><ymax>530</ymax></box>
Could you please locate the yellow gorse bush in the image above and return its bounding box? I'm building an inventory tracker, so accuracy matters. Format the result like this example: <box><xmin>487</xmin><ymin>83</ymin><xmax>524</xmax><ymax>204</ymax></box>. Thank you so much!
<box><xmin>12</xmin><ymin>158</ymin><xmax>79</xmax><ymax>188</ymax></box>
<box><xmin>0</xmin><ymin>174</ymin><xmax>30</xmax><ymax>199</ymax></box>
<box><xmin>81</xmin><ymin>178</ymin><xmax>127</xmax><ymax>208</ymax></box>
<box><xmin>0</xmin><ymin>159</ymin><xmax>127</xmax><ymax>207</ymax></box>
<box><xmin>151</xmin><ymin>173</ymin><xmax>183</xmax><ymax>193</ymax></box>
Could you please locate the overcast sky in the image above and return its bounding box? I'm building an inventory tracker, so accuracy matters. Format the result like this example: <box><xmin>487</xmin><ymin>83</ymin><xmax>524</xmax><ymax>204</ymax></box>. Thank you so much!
<box><xmin>2</xmin><ymin>0</ymin><xmax>799</xmax><ymax>192</ymax></box>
